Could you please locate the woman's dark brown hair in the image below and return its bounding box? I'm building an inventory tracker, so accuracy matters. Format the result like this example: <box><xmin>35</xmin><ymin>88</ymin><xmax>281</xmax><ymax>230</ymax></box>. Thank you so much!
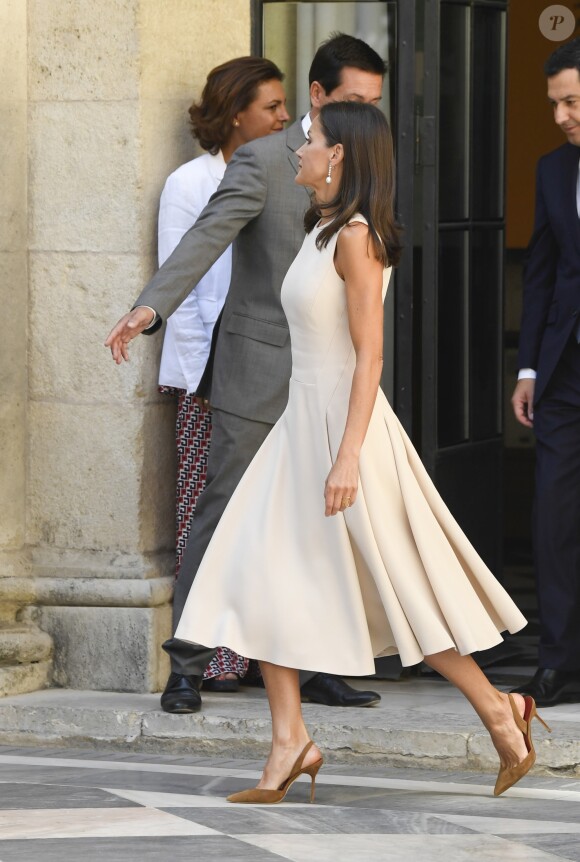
<box><xmin>304</xmin><ymin>102</ymin><xmax>402</xmax><ymax>267</ymax></box>
<box><xmin>189</xmin><ymin>56</ymin><xmax>284</xmax><ymax>154</ymax></box>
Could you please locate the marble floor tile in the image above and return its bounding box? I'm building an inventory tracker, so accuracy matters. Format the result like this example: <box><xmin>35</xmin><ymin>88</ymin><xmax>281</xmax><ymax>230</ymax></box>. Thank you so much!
<box><xmin>0</xmin><ymin>753</ymin><xmax>266</xmax><ymax>783</ymax></box>
<box><xmin>106</xmin><ymin>788</ymin><xmax>238</xmax><ymax>808</ymax></box>
<box><xmin>173</xmin><ymin>805</ymin><xmax>476</xmax><ymax>835</ymax></box>
<box><xmin>0</xmin><ymin>765</ymin><xmax>238</xmax><ymax>797</ymax></box>
<box><xmin>439</xmin><ymin>814</ymin><xmax>580</xmax><ymax>833</ymax></box>
<box><xmin>0</xmin><ymin>782</ymin><xmax>135</xmax><ymax>810</ymax></box>
<box><xmin>0</xmin><ymin>836</ymin><xmax>285</xmax><ymax>862</ymax></box>
<box><xmin>107</xmin><ymin>787</ymin><xmax>310</xmax><ymax>809</ymax></box>
<box><xmin>3</xmin><ymin>749</ymin><xmax>573</xmax><ymax>790</ymax></box>
<box><xmin>306</xmin><ymin>785</ymin><xmax>580</xmax><ymax>824</ymax></box>
<box><xmin>2</xmin><ymin>756</ymin><xmax>577</xmax><ymax>800</ymax></box>
<box><xmin>234</xmin><ymin>833</ymin><xmax>566</xmax><ymax>861</ymax></box>
<box><xmin>0</xmin><ymin>807</ymin><xmax>219</xmax><ymax>839</ymax></box>
<box><xmin>503</xmin><ymin>835</ymin><xmax>580</xmax><ymax>862</ymax></box>
<box><xmin>1</xmin><ymin>744</ymin><xmax>579</xmax><ymax>862</ymax></box>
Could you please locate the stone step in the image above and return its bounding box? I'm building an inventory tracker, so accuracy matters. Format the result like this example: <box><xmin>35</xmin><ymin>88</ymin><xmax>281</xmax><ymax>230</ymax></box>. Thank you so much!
<box><xmin>0</xmin><ymin>682</ymin><xmax>578</xmax><ymax>778</ymax></box>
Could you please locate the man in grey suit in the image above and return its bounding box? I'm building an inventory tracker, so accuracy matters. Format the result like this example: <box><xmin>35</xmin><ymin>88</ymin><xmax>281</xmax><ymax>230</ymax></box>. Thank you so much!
<box><xmin>106</xmin><ymin>34</ymin><xmax>386</xmax><ymax>712</ymax></box>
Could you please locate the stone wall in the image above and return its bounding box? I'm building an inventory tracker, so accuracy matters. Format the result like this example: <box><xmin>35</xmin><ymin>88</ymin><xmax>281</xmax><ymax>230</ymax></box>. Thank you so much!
<box><xmin>0</xmin><ymin>0</ymin><xmax>28</xmax><ymax>581</ymax></box>
<box><xmin>0</xmin><ymin>0</ymin><xmax>53</xmax><ymax>696</ymax></box>
<box><xmin>0</xmin><ymin>0</ymin><xmax>251</xmax><ymax>694</ymax></box>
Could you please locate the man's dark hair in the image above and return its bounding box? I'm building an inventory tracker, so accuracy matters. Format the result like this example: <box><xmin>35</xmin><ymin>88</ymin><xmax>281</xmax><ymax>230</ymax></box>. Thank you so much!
<box><xmin>308</xmin><ymin>32</ymin><xmax>386</xmax><ymax>94</ymax></box>
<box><xmin>545</xmin><ymin>37</ymin><xmax>580</xmax><ymax>77</ymax></box>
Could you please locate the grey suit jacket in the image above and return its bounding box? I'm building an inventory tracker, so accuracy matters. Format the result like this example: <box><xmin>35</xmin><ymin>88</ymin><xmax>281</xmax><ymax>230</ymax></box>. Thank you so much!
<box><xmin>135</xmin><ymin>120</ymin><xmax>311</xmax><ymax>424</ymax></box>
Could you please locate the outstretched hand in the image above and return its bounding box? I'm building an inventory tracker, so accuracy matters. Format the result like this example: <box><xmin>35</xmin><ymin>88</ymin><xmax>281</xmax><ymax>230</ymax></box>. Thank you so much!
<box><xmin>104</xmin><ymin>307</ymin><xmax>156</xmax><ymax>364</ymax></box>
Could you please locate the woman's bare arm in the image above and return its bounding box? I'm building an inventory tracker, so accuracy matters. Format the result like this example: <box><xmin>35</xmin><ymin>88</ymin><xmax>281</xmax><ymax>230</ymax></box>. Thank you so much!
<box><xmin>324</xmin><ymin>223</ymin><xmax>385</xmax><ymax>516</ymax></box>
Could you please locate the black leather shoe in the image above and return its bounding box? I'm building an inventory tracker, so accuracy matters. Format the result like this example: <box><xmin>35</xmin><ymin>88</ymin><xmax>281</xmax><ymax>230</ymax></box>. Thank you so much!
<box><xmin>513</xmin><ymin>668</ymin><xmax>580</xmax><ymax>707</ymax></box>
<box><xmin>160</xmin><ymin>672</ymin><xmax>202</xmax><ymax>713</ymax></box>
<box><xmin>300</xmin><ymin>673</ymin><xmax>381</xmax><ymax>707</ymax></box>
<box><xmin>202</xmin><ymin>675</ymin><xmax>240</xmax><ymax>693</ymax></box>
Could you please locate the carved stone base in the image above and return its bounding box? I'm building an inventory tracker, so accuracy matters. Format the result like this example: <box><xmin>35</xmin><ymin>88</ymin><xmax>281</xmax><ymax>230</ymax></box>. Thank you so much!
<box><xmin>0</xmin><ymin>622</ymin><xmax>53</xmax><ymax>697</ymax></box>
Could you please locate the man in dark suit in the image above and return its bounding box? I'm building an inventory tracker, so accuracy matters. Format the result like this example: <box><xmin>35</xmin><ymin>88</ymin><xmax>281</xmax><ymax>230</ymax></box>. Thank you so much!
<box><xmin>511</xmin><ymin>38</ymin><xmax>580</xmax><ymax>707</ymax></box>
<box><xmin>107</xmin><ymin>35</ymin><xmax>386</xmax><ymax>712</ymax></box>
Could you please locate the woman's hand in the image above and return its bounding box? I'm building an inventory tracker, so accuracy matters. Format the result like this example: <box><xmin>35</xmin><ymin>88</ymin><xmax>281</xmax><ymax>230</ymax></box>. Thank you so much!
<box><xmin>324</xmin><ymin>453</ymin><xmax>359</xmax><ymax>516</ymax></box>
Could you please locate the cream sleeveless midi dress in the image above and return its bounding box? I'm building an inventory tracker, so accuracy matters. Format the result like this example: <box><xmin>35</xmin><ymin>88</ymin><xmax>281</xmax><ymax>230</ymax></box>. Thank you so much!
<box><xmin>175</xmin><ymin>218</ymin><xmax>526</xmax><ymax>676</ymax></box>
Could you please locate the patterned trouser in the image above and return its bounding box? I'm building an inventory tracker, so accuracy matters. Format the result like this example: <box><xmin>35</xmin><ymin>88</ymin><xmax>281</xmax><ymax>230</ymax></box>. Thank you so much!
<box><xmin>161</xmin><ymin>387</ymin><xmax>249</xmax><ymax>681</ymax></box>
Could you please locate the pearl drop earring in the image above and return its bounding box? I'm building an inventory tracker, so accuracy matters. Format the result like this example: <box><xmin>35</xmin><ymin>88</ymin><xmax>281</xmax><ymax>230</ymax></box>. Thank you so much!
<box><xmin>326</xmin><ymin>161</ymin><xmax>333</xmax><ymax>185</ymax></box>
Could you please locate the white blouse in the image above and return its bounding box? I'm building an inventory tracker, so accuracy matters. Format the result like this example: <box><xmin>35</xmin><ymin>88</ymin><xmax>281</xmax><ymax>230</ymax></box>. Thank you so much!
<box><xmin>157</xmin><ymin>151</ymin><xmax>231</xmax><ymax>392</ymax></box>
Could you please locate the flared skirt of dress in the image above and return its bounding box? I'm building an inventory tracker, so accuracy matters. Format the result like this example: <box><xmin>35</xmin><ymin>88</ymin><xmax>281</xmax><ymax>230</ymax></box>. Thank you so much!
<box><xmin>175</xmin><ymin>375</ymin><xmax>526</xmax><ymax>676</ymax></box>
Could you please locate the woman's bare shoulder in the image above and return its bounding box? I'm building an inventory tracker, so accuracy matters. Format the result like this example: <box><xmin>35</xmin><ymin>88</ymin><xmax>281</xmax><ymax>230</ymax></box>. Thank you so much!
<box><xmin>337</xmin><ymin>221</ymin><xmax>372</xmax><ymax>254</ymax></box>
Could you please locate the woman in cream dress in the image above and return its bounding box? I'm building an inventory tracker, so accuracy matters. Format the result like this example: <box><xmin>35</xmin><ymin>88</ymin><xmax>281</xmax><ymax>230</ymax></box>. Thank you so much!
<box><xmin>176</xmin><ymin>102</ymin><xmax>549</xmax><ymax>801</ymax></box>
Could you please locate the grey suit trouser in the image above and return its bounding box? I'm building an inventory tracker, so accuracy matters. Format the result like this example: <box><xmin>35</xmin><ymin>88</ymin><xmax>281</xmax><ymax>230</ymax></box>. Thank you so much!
<box><xmin>163</xmin><ymin>406</ymin><xmax>316</xmax><ymax>686</ymax></box>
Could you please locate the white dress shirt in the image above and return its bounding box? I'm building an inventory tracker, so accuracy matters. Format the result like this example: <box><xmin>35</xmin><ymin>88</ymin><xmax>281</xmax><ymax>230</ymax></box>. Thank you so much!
<box><xmin>518</xmin><ymin>155</ymin><xmax>580</xmax><ymax>380</ymax></box>
<box><xmin>157</xmin><ymin>151</ymin><xmax>231</xmax><ymax>392</ymax></box>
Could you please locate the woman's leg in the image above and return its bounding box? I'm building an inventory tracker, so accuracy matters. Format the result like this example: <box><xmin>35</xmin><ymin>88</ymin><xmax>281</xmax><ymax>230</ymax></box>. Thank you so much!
<box><xmin>424</xmin><ymin>649</ymin><xmax>529</xmax><ymax>768</ymax></box>
<box><xmin>256</xmin><ymin>661</ymin><xmax>322</xmax><ymax>789</ymax></box>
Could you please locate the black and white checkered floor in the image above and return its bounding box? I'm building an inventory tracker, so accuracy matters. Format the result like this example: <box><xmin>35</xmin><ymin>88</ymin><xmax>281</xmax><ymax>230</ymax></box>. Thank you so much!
<box><xmin>0</xmin><ymin>745</ymin><xmax>579</xmax><ymax>862</ymax></box>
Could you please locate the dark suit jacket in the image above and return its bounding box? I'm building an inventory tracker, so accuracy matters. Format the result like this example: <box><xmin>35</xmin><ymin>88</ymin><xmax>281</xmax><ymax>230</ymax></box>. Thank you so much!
<box><xmin>519</xmin><ymin>142</ymin><xmax>580</xmax><ymax>403</ymax></box>
<box><xmin>135</xmin><ymin>120</ymin><xmax>311</xmax><ymax>424</ymax></box>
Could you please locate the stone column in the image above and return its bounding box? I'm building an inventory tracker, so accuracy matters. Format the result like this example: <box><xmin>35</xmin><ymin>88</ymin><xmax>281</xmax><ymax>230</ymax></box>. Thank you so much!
<box><xmin>0</xmin><ymin>0</ymin><xmax>54</xmax><ymax>695</ymax></box>
<box><xmin>4</xmin><ymin>0</ymin><xmax>250</xmax><ymax>693</ymax></box>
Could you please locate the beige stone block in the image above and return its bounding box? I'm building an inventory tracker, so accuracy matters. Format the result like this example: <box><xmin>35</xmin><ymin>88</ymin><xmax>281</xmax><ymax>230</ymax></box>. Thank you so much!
<box><xmin>27</xmin><ymin>402</ymin><xmax>175</xmax><ymax>553</ymax></box>
<box><xmin>0</xmin><ymin>576</ymin><xmax>173</xmax><ymax>607</ymax></box>
<box><xmin>0</xmin><ymin>401</ymin><xmax>26</xmax><ymax>551</ymax></box>
<box><xmin>38</xmin><ymin>605</ymin><xmax>171</xmax><ymax>691</ymax></box>
<box><xmin>0</xmin><ymin>0</ymin><xmax>27</xmax><ymax>100</ymax></box>
<box><xmin>0</xmin><ymin>252</ymin><xmax>27</xmax><ymax>396</ymax></box>
<box><xmin>139</xmin><ymin>0</ymin><xmax>251</xmax><ymax>100</ymax></box>
<box><xmin>28</xmin><ymin>251</ymin><xmax>154</xmax><ymax>401</ymax></box>
<box><xmin>28</xmin><ymin>403</ymin><xmax>140</xmax><ymax>552</ymax></box>
<box><xmin>136</xmin><ymin>277</ymin><xmax>177</xmax><ymax>400</ymax></box>
<box><xmin>140</xmin><ymin>99</ymin><xmax>200</xmax><ymax>247</ymax></box>
<box><xmin>138</xmin><ymin>0</ymin><xmax>250</xmax><ymax>243</ymax></box>
<box><xmin>29</xmin><ymin>101</ymin><xmax>141</xmax><ymax>253</ymax></box>
<box><xmin>0</xmin><ymin>661</ymin><xmax>52</xmax><ymax>698</ymax></box>
<box><xmin>0</xmin><ymin>551</ymin><xmax>30</xmax><ymax>583</ymax></box>
<box><xmin>0</xmin><ymin>105</ymin><xmax>27</xmax><ymax>251</ymax></box>
<box><xmin>138</xmin><ymin>402</ymin><xmax>177</xmax><ymax>555</ymax></box>
<box><xmin>0</xmin><ymin>624</ymin><xmax>53</xmax><ymax>664</ymax></box>
<box><xmin>30</xmin><ymin>546</ymin><xmax>173</xmax><ymax>581</ymax></box>
<box><xmin>28</xmin><ymin>0</ymin><xmax>140</xmax><ymax>102</ymax></box>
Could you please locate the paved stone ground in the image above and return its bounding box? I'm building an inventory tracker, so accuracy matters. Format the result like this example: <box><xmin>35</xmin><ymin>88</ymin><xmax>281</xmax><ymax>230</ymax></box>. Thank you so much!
<box><xmin>0</xmin><ymin>743</ymin><xmax>579</xmax><ymax>861</ymax></box>
<box><xmin>1</xmin><ymin>608</ymin><xmax>579</xmax><ymax>860</ymax></box>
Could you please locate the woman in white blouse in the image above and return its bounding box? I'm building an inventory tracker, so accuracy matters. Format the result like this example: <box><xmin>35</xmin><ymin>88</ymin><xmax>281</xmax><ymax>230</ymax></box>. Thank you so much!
<box><xmin>158</xmin><ymin>56</ymin><xmax>289</xmax><ymax>691</ymax></box>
